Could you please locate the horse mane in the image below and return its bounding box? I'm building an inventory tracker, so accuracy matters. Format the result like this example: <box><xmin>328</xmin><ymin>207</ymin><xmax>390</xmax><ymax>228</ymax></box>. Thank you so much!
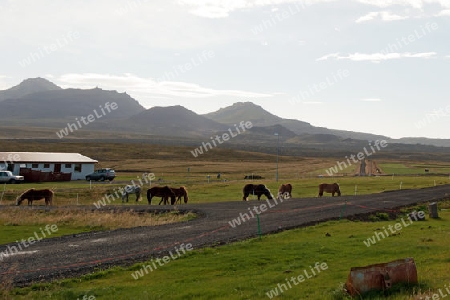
<box><xmin>16</xmin><ymin>188</ymin><xmax>35</xmax><ymax>204</ymax></box>
<box><xmin>18</xmin><ymin>188</ymin><xmax>35</xmax><ymax>198</ymax></box>
<box><xmin>179</xmin><ymin>186</ymin><xmax>189</xmax><ymax>203</ymax></box>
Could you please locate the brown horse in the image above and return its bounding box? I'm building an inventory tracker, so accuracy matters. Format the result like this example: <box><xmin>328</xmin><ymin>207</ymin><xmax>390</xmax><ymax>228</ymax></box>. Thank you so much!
<box><xmin>243</xmin><ymin>184</ymin><xmax>274</xmax><ymax>201</ymax></box>
<box><xmin>158</xmin><ymin>187</ymin><xmax>189</xmax><ymax>205</ymax></box>
<box><xmin>318</xmin><ymin>183</ymin><xmax>341</xmax><ymax>197</ymax></box>
<box><xmin>278</xmin><ymin>183</ymin><xmax>292</xmax><ymax>199</ymax></box>
<box><xmin>147</xmin><ymin>186</ymin><xmax>176</xmax><ymax>205</ymax></box>
<box><xmin>16</xmin><ymin>189</ymin><xmax>54</xmax><ymax>206</ymax></box>
<box><xmin>170</xmin><ymin>186</ymin><xmax>189</xmax><ymax>204</ymax></box>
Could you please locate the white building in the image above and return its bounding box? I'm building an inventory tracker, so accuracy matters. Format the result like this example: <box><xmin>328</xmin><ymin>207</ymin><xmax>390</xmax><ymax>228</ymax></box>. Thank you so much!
<box><xmin>0</xmin><ymin>152</ymin><xmax>97</xmax><ymax>181</ymax></box>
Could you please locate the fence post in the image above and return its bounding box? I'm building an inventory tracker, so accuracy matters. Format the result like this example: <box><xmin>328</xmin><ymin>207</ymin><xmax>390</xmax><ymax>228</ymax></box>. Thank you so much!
<box><xmin>257</xmin><ymin>213</ymin><xmax>262</xmax><ymax>239</ymax></box>
<box><xmin>429</xmin><ymin>202</ymin><xmax>439</xmax><ymax>219</ymax></box>
<box><xmin>0</xmin><ymin>183</ymin><xmax>6</xmax><ymax>204</ymax></box>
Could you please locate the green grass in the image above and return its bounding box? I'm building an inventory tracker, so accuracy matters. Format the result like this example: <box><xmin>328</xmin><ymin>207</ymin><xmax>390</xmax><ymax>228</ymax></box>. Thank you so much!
<box><xmin>0</xmin><ymin>224</ymin><xmax>95</xmax><ymax>245</ymax></box>
<box><xmin>7</xmin><ymin>207</ymin><xmax>450</xmax><ymax>300</ymax></box>
<box><xmin>1</xmin><ymin>175</ymin><xmax>449</xmax><ymax>206</ymax></box>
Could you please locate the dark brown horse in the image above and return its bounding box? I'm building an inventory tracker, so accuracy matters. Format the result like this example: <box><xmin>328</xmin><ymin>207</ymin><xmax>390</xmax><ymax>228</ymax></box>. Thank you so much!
<box><xmin>278</xmin><ymin>183</ymin><xmax>292</xmax><ymax>199</ymax></box>
<box><xmin>318</xmin><ymin>183</ymin><xmax>341</xmax><ymax>197</ymax></box>
<box><xmin>16</xmin><ymin>189</ymin><xmax>54</xmax><ymax>206</ymax></box>
<box><xmin>158</xmin><ymin>187</ymin><xmax>189</xmax><ymax>205</ymax></box>
<box><xmin>170</xmin><ymin>186</ymin><xmax>189</xmax><ymax>204</ymax></box>
<box><xmin>147</xmin><ymin>186</ymin><xmax>176</xmax><ymax>205</ymax></box>
<box><xmin>243</xmin><ymin>184</ymin><xmax>274</xmax><ymax>201</ymax></box>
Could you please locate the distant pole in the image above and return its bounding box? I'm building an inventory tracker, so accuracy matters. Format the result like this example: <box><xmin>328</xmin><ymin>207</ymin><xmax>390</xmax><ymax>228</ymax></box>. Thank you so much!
<box><xmin>275</xmin><ymin>133</ymin><xmax>280</xmax><ymax>182</ymax></box>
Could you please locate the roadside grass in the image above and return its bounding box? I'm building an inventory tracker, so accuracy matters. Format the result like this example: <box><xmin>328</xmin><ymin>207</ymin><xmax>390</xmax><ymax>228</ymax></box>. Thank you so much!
<box><xmin>8</xmin><ymin>206</ymin><xmax>450</xmax><ymax>300</ymax></box>
<box><xmin>0</xmin><ymin>208</ymin><xmax>195</xmax><ymax>245</ymax></box>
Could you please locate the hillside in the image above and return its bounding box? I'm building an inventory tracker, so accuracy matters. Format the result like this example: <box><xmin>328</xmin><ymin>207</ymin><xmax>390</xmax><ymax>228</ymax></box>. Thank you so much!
<box><xmin>119</xmin><ymin>105</ymin><xmax>228</xmax><ymax>137</ymax></box>
<box><xmin>0</xmin><ymin>79</ymin><xmax>448</xmax><ymax>148</ymax></box>
<box><xmin>0</xmin><ymin>87</ymin><xmax>145</xmax><ymax>122</ymax></box>
<box><xmin>204</xmin><ymin>102</ymin><xmax>388</xmax><ymax>141</ymax></box>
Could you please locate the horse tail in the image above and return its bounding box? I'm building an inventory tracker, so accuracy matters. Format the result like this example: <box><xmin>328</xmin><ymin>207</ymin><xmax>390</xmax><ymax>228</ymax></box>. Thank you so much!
<box><xmin>318</xmin><ymin>184</ymin><xmax>324</xmax><ymax>197</ymax></box>
<box><xmin>147</xmin><ymin>188</ymin><xmax>152</xmax><ymax>204</ymax></box>
<box><xmin>335</xmin><ymin>183</ymin><xmax>341</xmax><ymax>196</ymax></box>
<box><xmin>48</xmin><ymin>190</ymin><xmax>54</xmax><ymax>206</ymax></box>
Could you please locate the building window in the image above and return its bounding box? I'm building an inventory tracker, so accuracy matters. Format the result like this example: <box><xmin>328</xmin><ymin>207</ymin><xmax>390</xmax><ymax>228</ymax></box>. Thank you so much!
<box><xmin>31</xmin><ymin>163</ymin><xmax>39</xmax><ymax>168</ymax></box>
<box><xmin>74</xmin><ymin>164</ymin><xmax>82</xmax><ymax>172</ymax></box>
<box><xmin>44</xmin><ymin>163</ymin><xmax>50</xmax><ymax>168</ymax></box>
<box><xmin>65</xmin><ymin>164</ymin><xmax>72</xmax><ymax>168</ymax></box>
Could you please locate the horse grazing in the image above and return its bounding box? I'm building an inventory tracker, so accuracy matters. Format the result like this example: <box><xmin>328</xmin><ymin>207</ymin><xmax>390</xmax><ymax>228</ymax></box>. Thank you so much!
<box><xmin>122</xmin><ymin>185</ymin><xmax>141</xmax><ymax>202</ymax></box>
<box><xmin>278</xmin><ymin>183</ymin><xmax>292</xmax><ymax>200</ymax></box>
<box><xmin>243</xmin><ymin>184</ymin><xmax>274</xmax><ymax>201</ymax></box>
<box><xmin>318</xmin><ymin>183</ymin><xmax>341</xmax><ymax>197</ymax></box>
<box><xmin>170</xmin><ymin>186</ymin><xmax>189</xmax><ymax>204</ymax></box>
<box><xmin>16</xmin><ymin>189</ymin><xmax>54</xmax><ymax>206</ymax></box>
<box><xmin>147</xmin><ymin>186</ymin><xmax>176</xmax><ymax>205</ymax></box>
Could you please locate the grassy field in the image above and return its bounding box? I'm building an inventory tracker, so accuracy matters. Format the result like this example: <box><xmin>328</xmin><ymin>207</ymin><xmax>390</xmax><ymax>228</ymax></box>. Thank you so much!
<box><xmin>2</xmin><ymin>141</ymin><xmax>450</xmax><ymax>299</ymax></box>
<box><xmin>5</xmin><ymin>203</ymin><xmax>450</xmax><ymax>300</ymax></box>
<box><xmin>1</xmin><ymin>174</ymin><xmax>448</xmax><ymax>206</ymax></box>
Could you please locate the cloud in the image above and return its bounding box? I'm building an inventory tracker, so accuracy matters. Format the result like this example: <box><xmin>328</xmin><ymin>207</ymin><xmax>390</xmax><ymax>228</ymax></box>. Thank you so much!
<box><xmin>356</xmin><ymin>11</ymin><xmax>409</xmax><ymax>23</ymax></box>
<box><xmin>436</xmin><ymin>9</ymin><xmax>450</xmax><ymax>16</ymax></box>
<box><xmin>303</xmin><ymin>101</ymin><xmax>323</xmax><ymax>104</ymax></box>
<box><xmin>317</xmin><ymin>52</ymin><xmax>437</xmax><ymax>62</ymax></box>
<box><xmin>52</xmin><ymin>73</ymin><xmax>273</xmax><ymax>103</ymax></box>
<box><xmin>355</xmin><ymin>0</ymin><xmax>450</xmax><ymax>9</ymax></box>
<box><xmin>361</xmin><ymin>98</ymin><xmax>382</xmax><ymax>102</ymax></box>
<box><xmin>176</xmin><ymin>0</ymin><xmax>450</xmax><ymax>18</ymax></box>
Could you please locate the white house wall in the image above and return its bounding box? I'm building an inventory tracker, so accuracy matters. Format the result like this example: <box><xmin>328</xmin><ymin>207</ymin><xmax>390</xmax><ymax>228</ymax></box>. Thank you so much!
<box><xmin>2</xmin><ymin>163</ymin><xmax>96</xmax><ymax>180</ymax></box>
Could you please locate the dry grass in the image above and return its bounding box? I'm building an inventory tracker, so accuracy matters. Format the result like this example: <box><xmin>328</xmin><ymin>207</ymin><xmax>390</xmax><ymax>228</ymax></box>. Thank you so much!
<box><xmin>0</xmin><ymin>207</ymin><xmax>194</xmax><ymax>230</ymax></box>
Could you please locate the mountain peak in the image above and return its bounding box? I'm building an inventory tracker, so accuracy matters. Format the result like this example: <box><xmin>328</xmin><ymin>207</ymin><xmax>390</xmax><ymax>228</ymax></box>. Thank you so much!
<box><xmin>203</xmin><ymin>101</ymin><xmax>282</xmax><ymax>126</ymax></box>
<box><xmin>0</xmin><ymin>77</ymin><xmax>61</xmax><ymax>102</ymax></box>
<box><xmin>16</xmin><ymin>77</ymin><xmax>61</xmax><ymax>91</ymax></box>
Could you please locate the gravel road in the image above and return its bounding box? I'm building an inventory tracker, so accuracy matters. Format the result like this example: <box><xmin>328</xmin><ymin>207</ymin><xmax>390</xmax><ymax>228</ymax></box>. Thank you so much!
<box><xmin>1</xmin><ymin>184</ymin><xmax>449</xmax><ymax>287</ymax></box>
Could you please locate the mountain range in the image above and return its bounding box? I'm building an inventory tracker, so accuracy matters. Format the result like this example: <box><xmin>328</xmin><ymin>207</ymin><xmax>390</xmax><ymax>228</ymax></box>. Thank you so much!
<box><xmin>0</xmin><ymin>78</ymin><xmax>449</xmax><ymax>149</ymax></box>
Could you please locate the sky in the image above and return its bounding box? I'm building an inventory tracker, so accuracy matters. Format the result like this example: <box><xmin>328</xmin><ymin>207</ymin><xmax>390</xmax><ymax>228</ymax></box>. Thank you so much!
<box><xmin>0</xmin><ymin>0</ymin><xmax>449</xmax><ymax>139</ymax></box>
